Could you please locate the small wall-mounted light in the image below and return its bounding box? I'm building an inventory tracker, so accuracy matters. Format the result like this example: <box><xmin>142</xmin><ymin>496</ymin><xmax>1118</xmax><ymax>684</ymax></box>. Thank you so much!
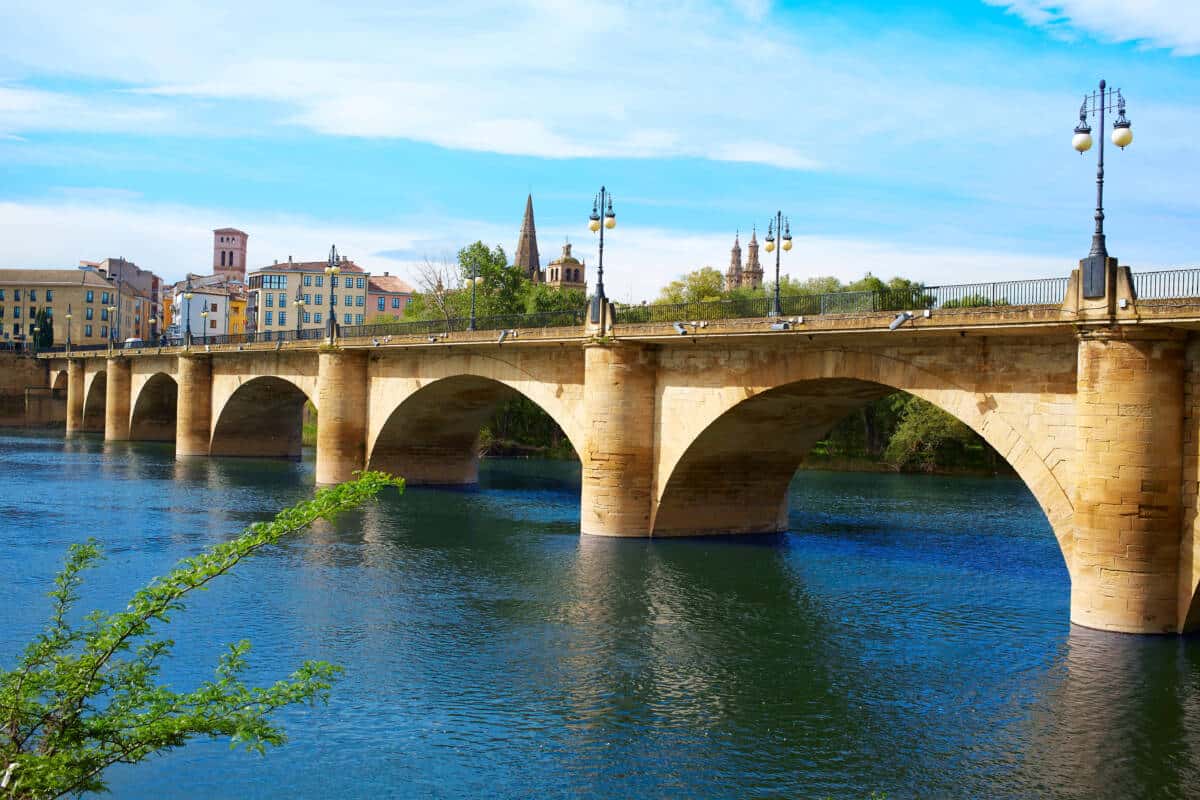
<box><xmin>1119</xmin><ymin>298</ymin><xmax>1129</xmax><ymax>309</ymax></box>
<box><xmin>889</xmin><ymin>311</ymin><xmax>915</xmax><ymax>331</ymax></box>
<box><xmin>498</xmin><ymin>329</ymin><xmax>509</xmax><ymax>345</ymax></box>
<box><xmin>770</xmin><ymin>321</ymin><xmax>792</xmax><ymax>331</ymax></box>
<box><xmin>922</xmin><ymin>308</ymin><xmax>932</xmax><ymax>318</ymax></box>
<box><xmin>673</xmin><ymin>322</ymin><xmax>688</xmax><ymax>335</ymax></box>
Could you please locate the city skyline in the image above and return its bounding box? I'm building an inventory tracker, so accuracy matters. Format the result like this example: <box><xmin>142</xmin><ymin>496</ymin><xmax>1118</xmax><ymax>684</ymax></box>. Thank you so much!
<box><xmin>1</xmin><ymin>1</ymin><xmax>1197</xmax><ymax>302</ymax></box>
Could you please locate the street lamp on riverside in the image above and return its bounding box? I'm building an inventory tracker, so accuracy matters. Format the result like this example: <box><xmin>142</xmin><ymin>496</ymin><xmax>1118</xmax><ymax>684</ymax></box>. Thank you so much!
<box><xmin>294</xmin><ymin>296</ymin><xmax>305</xmax><ymax>337</ymax></box>
<box><xmin>107</xmin><ymin>305</ymin><xmax>118</xmax><ymax>351</ymax></box>
<box><xmin>587</xmin><ymin>187</ymin><xmax>616</xmax><ymax>325</ymax></box>
<box><xmin>184</xmin><ymin>281</ymin><xmax>194</xmax><ymax>346</ymax></box>
<box><xmin>31</xmin><ymin>325</ymin><xmax>39</xmax><ymax>356</ymax></box>
<box><xmin>65</xmin><ymin>306</ymin><xmax>72</xmax><ymax>355</ymax></box>
<box><xmin>325</xmin><ymin>245</ymin><xmax>341</xmax><ymax>344</ymax></box>
<box><xmin>1072</xmin><ymin>78</ymin><xmax>1133</xmax><ymax>298</ymax></box>
<box><xmin>763</xmin><ymin>211</ymin><xmax>792</xmax><ymax>317</ymax></box>
<box><xmin>467</xmin><ymin>264</ymin><xmax>479</xmax><ymax>332</ymax></box>
<box><xmin>200</xmin><ymin>309</ymin><xmax>209</xmax><ymax>345</ymax></box>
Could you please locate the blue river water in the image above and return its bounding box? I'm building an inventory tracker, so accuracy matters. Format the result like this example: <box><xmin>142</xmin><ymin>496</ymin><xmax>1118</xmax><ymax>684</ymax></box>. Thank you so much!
<box><xmin>2</xmin><ymin>431</ymin><xmax>1200</xmax><ymax>799</ymax></box>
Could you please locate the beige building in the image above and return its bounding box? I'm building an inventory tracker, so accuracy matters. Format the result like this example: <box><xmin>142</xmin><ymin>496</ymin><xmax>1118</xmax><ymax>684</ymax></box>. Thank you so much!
<box><xmin>247</xmin><ymin>256</ymin><xmax>369</xmax><ymax>334</ymax></box>
<box><xmin>0</xmin><ymin>268</ymin><xmax>151</xmax><ymax>347</ymax></box>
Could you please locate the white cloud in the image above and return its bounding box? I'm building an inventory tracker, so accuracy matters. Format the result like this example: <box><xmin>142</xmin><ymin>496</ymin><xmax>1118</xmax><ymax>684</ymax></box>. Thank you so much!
<box><xmin>0</xmin><ymin>199</ymin><xmax>1077</xmax><ymax>303</ymax></box>
<box><xmin>985</xmin><ymin>1</ymin><xmax>1200</xmax><ymax>55</ymax></box>
<box><xmin>0</xmin><ymin>86</ymin><xmax>172</xmax><ymax>136</ymax></box>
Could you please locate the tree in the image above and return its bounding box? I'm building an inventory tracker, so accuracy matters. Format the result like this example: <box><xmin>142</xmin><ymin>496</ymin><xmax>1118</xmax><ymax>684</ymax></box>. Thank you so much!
<box><xmin>32</xmin><ymin>309</ymin><xmax>53</xmax><ymax>350</ymax></box>
<box><xmin>0</xmin><ymin>472</ymin><xmax>403</xmax><ymax>800</ymax></box>
<box><xmin>656</xmin><ymin>267</ymin><xmax>726</xmax><ymax>304</ymax></box>
<box><xmin>884</xmin><ymin>397</ymin><xmax>977</xmax><ymax>472</ymax></box>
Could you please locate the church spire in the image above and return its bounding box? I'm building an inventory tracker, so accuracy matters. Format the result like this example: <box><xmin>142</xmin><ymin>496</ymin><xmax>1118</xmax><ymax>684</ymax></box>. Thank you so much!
<box><xmin>725</xmin><ymin>231</ymin><xmax>744</xmax><ymax>292</ymax></box>
<box><xmin>744</xmin><ymin>225</ymin><xmax>763</xmax><ymax>289</ymax></box>
<box><xmin>514</xmin><ymin>194</ymin><xmax>541</xmax><ymax>281</ymax></box>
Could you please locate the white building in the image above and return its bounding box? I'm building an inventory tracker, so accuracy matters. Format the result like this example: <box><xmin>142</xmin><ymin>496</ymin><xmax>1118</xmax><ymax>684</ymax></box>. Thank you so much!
<box><xmin>173</xmin><ymin>286</ymin><xmax>233</xmax><ymax>339</ymax></box>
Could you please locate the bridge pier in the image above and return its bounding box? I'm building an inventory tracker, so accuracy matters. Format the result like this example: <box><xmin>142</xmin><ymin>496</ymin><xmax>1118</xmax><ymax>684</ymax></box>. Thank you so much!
<box><xmin>316</xmin><ymin>350</ymin><xmax>368</xmax><ymax>485</ymax></box>
<box><xmin>104</xmin><ymin>357</ymin><xmax>131</xmax><ymax>442</ymax></box>
<box><xmin>176</xmin><ymin>354</ymin><xmax>212</xmax><ymax>457</ymax></box>
<box><xmin>65</xmin><ymin>359</ymin><xmax>84</xmax><ymax>435</ymax></box>
<box><xmin>1071</xmin><ymin>327</ymin><xmax>1185</xmax><ymax>634</ymax></box>
<box><xmin>579</xmin><ymin>343</ymin><xmax>656</xmax><ymax>536</ymax></box>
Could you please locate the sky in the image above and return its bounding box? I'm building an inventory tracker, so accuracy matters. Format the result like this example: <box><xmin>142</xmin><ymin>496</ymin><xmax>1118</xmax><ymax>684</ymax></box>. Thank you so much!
<box><xmin>0</xmin><ymin>0</ymin><xmax>1197</xmax><ymax>302</ymax></box>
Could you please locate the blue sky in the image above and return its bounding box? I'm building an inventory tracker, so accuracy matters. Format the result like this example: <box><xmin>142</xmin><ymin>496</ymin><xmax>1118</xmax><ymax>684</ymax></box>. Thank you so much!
<box><xmin>0</xmin><ymin>0</ymin><xmax>1196</xmax><ymax>301</ymax></box>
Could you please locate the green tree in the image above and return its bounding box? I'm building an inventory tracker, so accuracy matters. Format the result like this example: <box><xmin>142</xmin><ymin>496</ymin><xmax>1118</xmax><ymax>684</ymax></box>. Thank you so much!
<box><xmin>884</xmin><ymin>397</ymin><xmax>978</xmax><ymax>471</ymax></box>
<box><xmin>941</xmin><ymin>293</ymin><xmax>1008</xmax><ymax>308</ymax></box>
<box><xmin>656</xmin><ymin>267</ymin><xmax>726</xmax><ymax>304</ymax></box>
<box><xmin>32</xmin><ymin>309</ymin><xmax>53</xmax><ymax>350</ymax></box>
<box><xmin>0</xmin><ymin>472</ymin><xmax>402</xmax><ymax>800</ymax></box>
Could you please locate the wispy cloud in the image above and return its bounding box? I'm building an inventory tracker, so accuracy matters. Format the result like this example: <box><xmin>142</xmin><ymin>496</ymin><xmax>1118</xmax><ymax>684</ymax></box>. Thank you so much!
<box><xmin>985</xmin><ymin>1</ymin><xmax>1200</xmax><ymax>55</ymax></box>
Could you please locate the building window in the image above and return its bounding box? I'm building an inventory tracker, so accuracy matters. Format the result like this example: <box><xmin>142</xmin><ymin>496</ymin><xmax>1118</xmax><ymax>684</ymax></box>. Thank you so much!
<box><xmin>13</xmin><ymin>290</ymin><xmax>20</xmax><ymax>301</ymax></box>
<box><xmin>303</xmin><ymin>311</ymin><xmax>310</xmax><ymax>323</ymax></box>
<box><xmin>314</xmin><ymin>312</ymin><xmax>322</xmax><ymax>324</ymax></box>
<box><xmin>377</xmin><ymin>297</ymin><xmax>386</xmax><ymax>311</ymax></box>
<box><xmin>304</xmin><ymin>275</ymin><xmax>312</xmax><ymax>287</ymax></box>
<box><xmin>0</xmin><ymin>307</ymin><xmax>4</xmax><ymax>318</ymax></box>
<box><xmin>209</xmin><ymin>319</ymin><xmax>216</xmax><ymax>329</ymax></box>
<box><xmin>278</xmin><ymin>311</ymin><xmax>287</xmax><ymax>326</ymax></box>
<box><xmin>344</xmin><ymin>295</ymin><xmax>352</xmax><ymax>307</ymax></box>
<box><xmin>265</xmin><ymin>311</ymin><xmax>273</xmax><ymax>325</ymax></box>
<box><xmin>29</xmin><ymin>290</ymin><xmax>36</xmax><ymax>302</ymax></box>
<box><xmin>14</xmin><ymin>306</ymin><xmax>20</xmax><ymax>319</ymax></box>
<box><xmin>46</xmin><ymin>290</ymin><xmax>53</xmax><ymax>301</ymax></box>
<box><xmin>85</xmin><ymin>324</ymin><xmax>92</xmax><ymax>337</ymax></box>
<box><xmin>0</xmin><ymin>289</ymin><xmax>4</xmax><ymax>301</ymax></box>
<box><xmin>265</xmin><ymin>293</ymin><xmax>274</xmax><ymax>307</ymax></box>
<box><xmin>100</xmin><ymin>325</ymin><xmax>106</xmax><ymax>339</ymax></box>
<box><xmin>330</xmin><ymin>276</ymin><xmax>339</xmax><ymax>288</ymax></box>
<box><xmin>100</xmin><ymin>308</ymin><xmax>108</xmax><ymax>321</ymax></box>
<box><xmin>278</xmin><ymin>292</ymin><xmax>286</xmax><ymax>307</ymax></box>
<box><xmin>12</xmin><ymin>323</ymin><xmax>19</xmax><ymax>335</ymax></box>
<box><xmin>303</xmin><ymin>293</ymin><xmax>311</xmax><ymax>304</ymax></box>
<box><xmin>355</xmin><ymin>314</ymin><xmax>363</xmax><ymax>325</ymax></box>
<box><xmin>211</xmin><ymin>303</ymin><xmax>218</xmax><ymax>312</ymax></box>
<box><xmin>391</xmin><ymin>297</ymin><xmax>400</xmax><ymax>309</ymax></box>
<box><xmin>343</xmin><ymin>313</ymin><xmax>351</xmax><ymax>325</ymax></box>
<box><xmin>86</xmin><ymin>290</ymin><xmax>93</xmax><ymax>302</ymax></box>
<box><xmin>315</xmin><ymin>276</ymin><xmax>324</xmax><ymax>288</ymax></box>
<box><xmin>356</xmin><ymin>277</ymin><xmax>365</xmax><ymax>289</ymax></box>
<box><xmin>101</xmin><ymin>292</ymin><xmax>109</xmax><ymax>304</ymax></box>
<box><xmin>86</xmin><ymin>307</ymin><xmax>94</xmax><ymax>320</ymax></box>
<box><xmin>221</xmin><ymin>251</ymin><xmax>226</xmax><ymax>267</ymax></box>
<box><xmin>355</xmin><ymin>295</ymin><xmax>364</xmax><ymax>307</ymax></box>
<box><xmin>314</xmin><ymin>293</ymin><xmax>323</xmax><ymax>305</ymax></box>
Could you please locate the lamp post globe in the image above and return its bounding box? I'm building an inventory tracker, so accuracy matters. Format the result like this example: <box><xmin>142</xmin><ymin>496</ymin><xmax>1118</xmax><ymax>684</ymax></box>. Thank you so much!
<box><xmin>1071</xmin><ymin>78</ymin><xmax>1134</xmax><ymax>286</ymax></box>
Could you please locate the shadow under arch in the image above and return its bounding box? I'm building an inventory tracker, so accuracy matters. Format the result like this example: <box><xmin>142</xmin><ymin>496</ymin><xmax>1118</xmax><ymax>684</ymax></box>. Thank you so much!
<box><xmin>368</xmin><ymin>374</ymin><xmax>580</xmax><ymax>485</ymax></box>
<box><xmin>130</xmin><ymin>372</ymin><xmax>178</xmax><ymax>442</ymax></box>
<box><xmin>51</xmin><ymin>370</ymin><xmax>67</xmax><ymax>392</ymax></box>
<box><xmin>82</xmin><ymin>371</ymin><xmax>106</xmax><ymax>433</ymax></box>
<box><xmin>210</xmin><ymin>375</ymin><xmax>311</xmax><ymax>460</ymax></box>
<box><xmin>653</xmin><ymin>369</ymin><xmax>1074</xmax><ymax>577</ymax></box>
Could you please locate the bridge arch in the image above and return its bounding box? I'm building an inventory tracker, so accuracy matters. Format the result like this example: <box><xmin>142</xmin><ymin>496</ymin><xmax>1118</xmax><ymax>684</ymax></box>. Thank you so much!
<box><xmin>367</xmin><ymin>374</ymin><xmax>582</xmax><ymax>485</ymax></box>
<box><xmin>210</xmin><ymin>375</ymin><xmax>312</xmax><ymax>459</ymax></box>
<box><xmin>129</xmin><ymin>372</ymin><xmax>178</xmax><ymax>442</ymax></box>
<box><xmin>82</xmin><ymin>370</ymin><xmax>106</xmax><ymax>433</ymax></box>
<box><xmin>652</xmin><ymin>347</ymin><xmax>1076</xmax><ymax>576</ymax></box>
<box><xmin>51</xmin><ymin>369</ymin><xmax>66</xmax><ymax>392</ymax></box>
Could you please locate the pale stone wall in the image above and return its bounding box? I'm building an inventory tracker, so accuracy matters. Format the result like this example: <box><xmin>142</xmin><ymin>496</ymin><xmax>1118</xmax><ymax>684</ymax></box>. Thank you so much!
<box><xmin>316</xmin><ymin>351</ymin><xmax>368</xmax><ymax>485</ymax></box>
<box><xmin>104</xmin><ymin>358</ymin><xmax>131</xmax><ymax>441</ymax></box>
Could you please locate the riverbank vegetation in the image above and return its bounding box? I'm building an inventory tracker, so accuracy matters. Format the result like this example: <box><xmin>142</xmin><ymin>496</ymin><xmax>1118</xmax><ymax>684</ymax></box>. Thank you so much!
<box><xmin>0</xmin><ymin>473</ymin><xmax>402</xmax><ymax>799</ymax></box>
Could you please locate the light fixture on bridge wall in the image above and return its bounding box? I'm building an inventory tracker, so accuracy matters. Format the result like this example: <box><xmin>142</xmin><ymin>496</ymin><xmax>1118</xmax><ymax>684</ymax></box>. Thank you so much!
<box><xmin>889</xmin><ymin>311</ymin><xmax>914</xmax><ymax>331</ymax></box>
<box><xmin>1072</xmin><ymin>79</ymin><xmax>1133</xmax><ymax>299</ymax></box>
<box><xmin>763</xmin><ymin>211</ymin><xmax>792</xmax><ymax>317</ymax></box>
<box><xmin>672</xmin><ymin>322</ymin><xmax>687</xmax><ymax>335</ymax></box>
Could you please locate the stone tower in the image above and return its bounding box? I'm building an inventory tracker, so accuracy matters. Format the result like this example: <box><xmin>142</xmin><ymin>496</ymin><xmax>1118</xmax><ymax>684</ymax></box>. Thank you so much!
<box><xmin>725</xmin><ymin>233</ymin><xmax>743</xmax><ymax>292</ymax></box>
<box><xmin>743</xmin><ymin>228</ymin><xmax>764</xmax><ymax>289</ymax></box>
<box><xmin>546</xmin><ymin>241</ymin><xmax>586</xmax><ymax>291</ymax></box>
<box><xmin>513</xmin><ymin>195</ymin><xmax>540</xmax><ymax>282</ymax></box>
<box><xmin>213</xmin><ymin>228</ymin><xmax>248</xmax><ymax>281</ymax></box>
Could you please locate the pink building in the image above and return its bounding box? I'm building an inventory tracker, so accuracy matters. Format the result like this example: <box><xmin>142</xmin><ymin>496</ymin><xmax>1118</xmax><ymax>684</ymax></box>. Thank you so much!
<box><xmin>367</xmin><ymin>273</ymin><xmax>414</xmax><ymax>320</ymax></box>
<box><xmin>213</xmin><ymin>228</ymin><xmax>248</xmax><ymax>281</ymax></box>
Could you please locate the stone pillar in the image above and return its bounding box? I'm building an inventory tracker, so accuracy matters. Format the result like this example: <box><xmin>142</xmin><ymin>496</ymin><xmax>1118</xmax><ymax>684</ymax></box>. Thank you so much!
<box><xmin>104</xmin><ymin>357</ymin><xmax>132</xmax><ymax>441</ymax></box>
<box><xmin>65</xmin><ymin>359</ymin><xmax>84</xmax><ymax>434</ymax></box>
<box><xmin>176</xmin><ymin>354</ymin><xmax>212</xmax><ymax>457</ymax></box>
<box><xmin>580</xmin><ymin>342</ymin><xmax>656</xmax><ymax>536</ymax></box>
<box><xmin>1071</xmin><ymin>327</ymin><xmax>1185</xmax><ymax>633</ymax></box>
<box><xmin>315</xmin><ymin>349</ymin><xmax>368</xmax><ymax>485</ymax></box>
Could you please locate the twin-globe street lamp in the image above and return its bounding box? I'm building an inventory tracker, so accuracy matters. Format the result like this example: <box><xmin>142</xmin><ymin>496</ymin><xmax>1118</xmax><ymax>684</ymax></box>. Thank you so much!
<box><xmin>199</xmin><ymin>308</ymin><xmax>209</xmax><ymax>345</ymax></box>
<box><xmin>587</xmin><ymin>187</ymin><xmax>616</xmax><ymax>324</ymax></box>
<box><xmin>183</xmin><ymin>282</ymin><xmax>194</xmax><ymax>346</ymax></box>
<box><xmin>325</xmin><ymin>245</ymin><xmax>341</xmax><ymax>343</ymax></box>
<box><xmin>763</xmin><ymin>211</ymin><xmax>793</xmax><ymax>316</ymax></box>
<box><xmin>1072</xmin><ymin>78</ymin><xmax>1133</xmax><ymax>297</ymax></box>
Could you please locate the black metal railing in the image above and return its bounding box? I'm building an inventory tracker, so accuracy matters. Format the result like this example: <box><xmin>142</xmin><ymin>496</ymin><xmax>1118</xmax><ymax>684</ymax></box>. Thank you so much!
<box><xmin>1132</xmin><ymin>268</ymin><xmax>1200</xmax><ymax>300</ymax></box>
<box><xmin>615</xmin><ymin>276</ymin><xmax>1072</xmax><ymax>324</ymax></box>
<box><xmin>339</xmin><ymin>309</ymin><xmax>587</xmax><ymax>340</ymax></box>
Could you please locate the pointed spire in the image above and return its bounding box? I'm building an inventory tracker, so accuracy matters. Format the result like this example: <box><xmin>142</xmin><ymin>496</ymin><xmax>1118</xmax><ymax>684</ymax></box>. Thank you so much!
<box><xmin>514</xmin><ymin>193</ymin><xmax>540</xmax><ymax>281</ymax></box>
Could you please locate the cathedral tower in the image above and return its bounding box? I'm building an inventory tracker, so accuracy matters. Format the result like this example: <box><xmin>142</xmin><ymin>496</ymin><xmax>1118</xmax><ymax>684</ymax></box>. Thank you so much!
<box><xmin>514</xmin><ymin>194</ymin><xmax>541</xmax><ymax>281</ymax></box>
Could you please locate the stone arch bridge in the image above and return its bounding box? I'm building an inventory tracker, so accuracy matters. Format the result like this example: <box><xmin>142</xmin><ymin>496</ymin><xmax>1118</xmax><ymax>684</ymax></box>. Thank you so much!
<box><xmin>43</xmin><ymin>266</ymin><xmax>1200</xmax><ymax>635</ymax></box>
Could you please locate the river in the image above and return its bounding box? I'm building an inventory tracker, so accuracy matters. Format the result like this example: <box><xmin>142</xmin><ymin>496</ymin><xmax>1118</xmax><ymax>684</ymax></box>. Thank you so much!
<box><xmin>2</xmin><ymin>432</ymin><xmax>1199</xmax><ymax>799</ymax></box>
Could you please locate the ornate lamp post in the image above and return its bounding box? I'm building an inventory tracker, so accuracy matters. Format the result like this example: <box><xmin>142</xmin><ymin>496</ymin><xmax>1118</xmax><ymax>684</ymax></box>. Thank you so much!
<box><xmin>184</xmin><ymin>282</ymin><xmax>194</xmax><ymax>347</ymax></box>
<box><xmin>587</xmin><ymin>187</ymin><xmax>616</xmax><ymax>325</ymax></box>
<box><xmin>325</xmin><ymin>245</ymin><xmax>341</xmax><ymax>343</ymax></box>
<box><xmin>763</xmin><ymin>211</ymin><xmax>793</xmax><ymax>316</ymax></box>
<box><xmin>31</xmin><ymin>325</ymin><xmax>40</xmax><ymax>356</ymax></box>
<box><xmin>294</xmin><ymin>296</ymin><xmax>305</xmax><ymax>337</ymax></box>
<box><xmin>65</xmin><ymin>306</ymin><xmax>72</xmax><ymax>355</ymax></box>
<box><xmin>1072</xmin><ymin>78</ymin><xmax>1133</xmax><ymax>298</ymax></box>
<box><xmin>468</xmin><ymin>262</ymin><xmax>478</xmax><ymax>332</ymax></box>
<box><xmin>107</xmin><ymin>305</ymin><xmax>118</xmax><ymax>352</ymax></box>
<box><xmin>199</xmin><ymin>308</ymin><xmax>209</xmax><ymax>345</ymax></box>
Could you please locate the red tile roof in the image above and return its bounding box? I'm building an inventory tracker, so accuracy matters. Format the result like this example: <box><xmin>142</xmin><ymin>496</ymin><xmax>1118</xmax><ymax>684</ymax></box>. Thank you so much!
<box><xmin>368</xmin><ymin>274</ymin><xmax>414</xmax><ymax>294</ymax></box>
<box><xmin>250</xmin><ymin>259</ymin><xmax>366</xmax><ymax>274</ymax></box>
